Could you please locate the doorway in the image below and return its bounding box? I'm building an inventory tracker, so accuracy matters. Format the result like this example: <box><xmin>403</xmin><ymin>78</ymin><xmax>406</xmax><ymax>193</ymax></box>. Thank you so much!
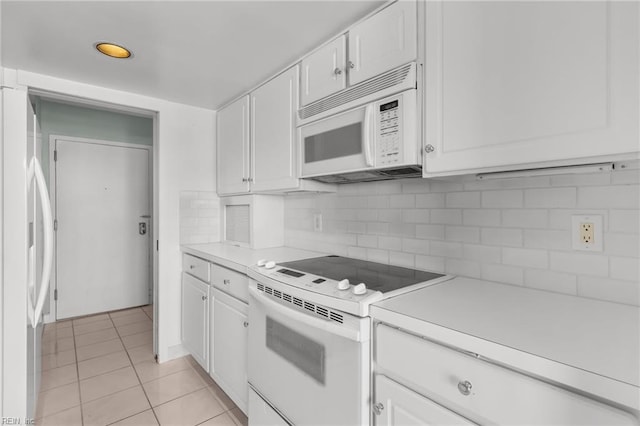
<box><xmin>50</xmin><ymin>136</ymin><xmax>152</xmax><ymax>319</ymax></box>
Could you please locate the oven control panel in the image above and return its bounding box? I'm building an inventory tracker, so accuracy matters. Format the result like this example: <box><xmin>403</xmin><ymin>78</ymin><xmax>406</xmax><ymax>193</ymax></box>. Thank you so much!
<box><xmin>253</xmin><ymin>260</ymin><xmax>380</xmax><ymax>302</ymax></box>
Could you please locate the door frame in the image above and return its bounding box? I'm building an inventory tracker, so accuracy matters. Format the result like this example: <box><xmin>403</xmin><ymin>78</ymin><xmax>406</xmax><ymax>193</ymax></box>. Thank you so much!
<box><xmin>47</xmin><ymin>135</ymin><xmax>153</xmax><ymax>321</ymax></box>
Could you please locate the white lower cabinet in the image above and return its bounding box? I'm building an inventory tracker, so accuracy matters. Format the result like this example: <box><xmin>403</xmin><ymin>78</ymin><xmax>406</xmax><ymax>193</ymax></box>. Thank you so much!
<box><xmin>210</xmin><ymin>287</ymin><xmax>248</xmax><ymax>414</ymax></box>
<box><xmin>375</xmin><ymin>374</ymin><xmax>476</xmax><ymax>426</ymax></box>
<box><xmin>181</xmin><ymin>272</ymin><xmax>209</xmax><ymax>370</ymax></box>
<box><xmin>374</xmin><ymin>324</ymin><xmax>637</xmax><ymax>425</ymax></box>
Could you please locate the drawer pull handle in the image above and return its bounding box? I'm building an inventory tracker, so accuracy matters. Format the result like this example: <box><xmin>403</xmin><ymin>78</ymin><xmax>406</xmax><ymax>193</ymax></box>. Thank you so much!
<box><xmin>223</xmin><ymin>279</ymin><xmax>230</xmax><ymax>285</ymax></box>
<box><xmin>243</xmin><ymin>321</ymin><xmax>249</xmax><ymax>328</ymax></box>
<box><xmin>457</xmin><ymin>380</ymin><xmax>472</xmax><ymax>396</ymax></box>
<box><xmin>373</xmin><ymin>402</ymin><xmax>384</xmax><ymax>415</ymax></box>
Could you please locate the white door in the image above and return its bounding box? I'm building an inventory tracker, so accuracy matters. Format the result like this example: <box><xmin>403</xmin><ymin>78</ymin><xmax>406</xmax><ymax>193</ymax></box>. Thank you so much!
<box><xmin>181</xmin><ymin>273</ymin><xmax>209</xmax><ymax>369</ymax></box>
<box><xmin>212</xmin><ymin>289</ymin><xmax>248</xmax><ymax>412</ymax></box>
<box><xmin>300</xmin><ymin>35</ymin><xmax>347</xmax><ymax>106</ymax></box>
<box><xmin>374</xmin><ymin>375</ymin><xmax>476</xmax><ymax>426</ymax></box>
<box><xmin>251</xmin><ymin>66</ymin><xmax>299</xmax><ymax>192</ymax></box>
<box><xmin>423</xmin><ymin>1</ymin><xmax>639</xmax><ymax>176</ymax></box>
<box><xmin>348</xmin><ymin>1</ymin><xmax>417</xmax><ymax>86</ymax></box>
<box><xmin>217</xmin><ymin>96</ymin><xmax>250</xmax><ymax>195</ymax></box>
<box><xmin>54</xmin><ymin>138</ymin><xmax>151</xmax><ymax>319</ymax></box>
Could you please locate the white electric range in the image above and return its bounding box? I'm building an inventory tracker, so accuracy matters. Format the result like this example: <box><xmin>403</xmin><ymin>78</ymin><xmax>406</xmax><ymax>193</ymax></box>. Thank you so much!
<box><xmin>246</xmin><ymin>255</ymin><xmax>452</xmax><ymax>426</ymax></box>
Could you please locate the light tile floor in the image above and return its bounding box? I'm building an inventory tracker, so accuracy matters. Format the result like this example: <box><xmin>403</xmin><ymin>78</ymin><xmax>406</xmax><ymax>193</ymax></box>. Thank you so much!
<box><xmin>36</xmin><ymin>305</ymin><xmax>248</xmax><ymax>426</ymax></box>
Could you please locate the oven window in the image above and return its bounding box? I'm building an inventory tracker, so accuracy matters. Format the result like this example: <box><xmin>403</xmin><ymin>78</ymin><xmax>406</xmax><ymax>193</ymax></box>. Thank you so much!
<box><xmin>304</xmin><ymin>123</ymin><xmax>362</xmax><ymax>163</ymax></box>
<box><xmin>266</xmin><ymin>316</ymin><xmax>325</xmax><ymax>384</ymax></box>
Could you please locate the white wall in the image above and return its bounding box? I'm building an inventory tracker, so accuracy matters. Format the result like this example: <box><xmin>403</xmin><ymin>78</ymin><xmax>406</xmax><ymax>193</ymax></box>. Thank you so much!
<box><xmin>4</xmin><ymin>68</ymin><xmax>216</xmax><ymax>362</ymax></box>
<box><xmin>284</xmin><ymin>164</ymin><xmax>640</xmax><ymax>307</ymax></box>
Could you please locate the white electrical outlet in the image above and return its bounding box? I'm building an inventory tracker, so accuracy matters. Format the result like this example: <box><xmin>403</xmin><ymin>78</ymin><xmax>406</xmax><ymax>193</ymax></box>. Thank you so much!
<box><xmin>313</xmin><ymin>213</ymin><xmax>323</xmax><ymax>232</ymax></box>
<box><xmin>571</xmin><ymin>215</ymin><xmax>603</xmax><ymax>252</ymax></box>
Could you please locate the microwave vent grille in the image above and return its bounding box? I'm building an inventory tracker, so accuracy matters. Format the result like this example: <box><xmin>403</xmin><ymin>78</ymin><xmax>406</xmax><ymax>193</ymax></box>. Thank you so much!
<box><xmin>255</xmin><ymin>283</ymin><xmax>345</xmax><ymax>324</ymax></box>
<box><xmin>299</xmin><ymin>62</ymin><xmax>413</xmax><ymax>120</ymax></box>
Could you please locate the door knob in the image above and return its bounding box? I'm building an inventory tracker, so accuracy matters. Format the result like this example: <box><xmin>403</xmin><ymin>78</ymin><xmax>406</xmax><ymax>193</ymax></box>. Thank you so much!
<box><xmin>373</xmin><ymin>402</ymin><xmax>384</xmax><ymax>415</ymax></box>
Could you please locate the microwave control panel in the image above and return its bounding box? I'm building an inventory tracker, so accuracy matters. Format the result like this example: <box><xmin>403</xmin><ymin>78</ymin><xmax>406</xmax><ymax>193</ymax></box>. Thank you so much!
<box><xmin>378</xmin><ymin>99</ymin><xmax>401</xmax><ymax>165</ymax></box>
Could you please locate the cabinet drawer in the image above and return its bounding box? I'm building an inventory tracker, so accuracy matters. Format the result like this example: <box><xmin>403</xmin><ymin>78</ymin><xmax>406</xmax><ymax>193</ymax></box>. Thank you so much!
<box><xmin>211</xmin><ymin>264</ymin><xmax>248</xmax><ymax>302</ymax></box>
<box><xmin>183</xmin><ymin>254</ymin><xmax>210</xmax><ymax>283</ymax></box>
<box><xmin>376</xmin><ymin>324</ymin><xmax>636</xmax><ymax>425</ymax></box>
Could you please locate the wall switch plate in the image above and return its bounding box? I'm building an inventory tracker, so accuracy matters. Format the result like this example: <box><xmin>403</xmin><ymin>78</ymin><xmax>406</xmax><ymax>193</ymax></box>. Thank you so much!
<box><xmin>571</xmin><ymin>215</ymin><xmax>603</xmax><ymax>252</ymax></box>
<box><xmin>313</xmin><ymin>213</ymin><xmax>323</xmax><ymax>232</ymax></box>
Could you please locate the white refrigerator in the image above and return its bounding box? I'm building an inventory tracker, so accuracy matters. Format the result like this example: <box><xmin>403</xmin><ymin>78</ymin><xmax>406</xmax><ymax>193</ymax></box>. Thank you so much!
<box><xmin>1</xmin><ymin>87</ymin><xmax>54</xmax><ymax>419</ymax></box>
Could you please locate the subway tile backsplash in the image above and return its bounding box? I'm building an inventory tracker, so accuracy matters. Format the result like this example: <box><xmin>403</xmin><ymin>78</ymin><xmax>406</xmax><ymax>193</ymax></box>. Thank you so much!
<box><xmin>179</xmin><ymin>191</ymin><xmax>221</xmax><ymax>244</ymax></box>
<box><xmin>284</xmin><ymin>165</ymin><xmax>640</xmax><ymax>306</ymax></box>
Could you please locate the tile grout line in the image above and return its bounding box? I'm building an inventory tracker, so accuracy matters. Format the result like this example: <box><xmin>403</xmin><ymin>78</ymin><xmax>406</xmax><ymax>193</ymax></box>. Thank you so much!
<box><xmin>186</xmin><ymin>360</ymin><xmax>245</xmax><ymax>426</ymax></box>
<box><xmin>71</xmin><ymin>319</ymin><xmax>86</xmax><ymax>426</ymax></box>
<box><xmin>108</xmin><ymin>308</ymin><xmax>162</xmax><ymax>426</ymax></box>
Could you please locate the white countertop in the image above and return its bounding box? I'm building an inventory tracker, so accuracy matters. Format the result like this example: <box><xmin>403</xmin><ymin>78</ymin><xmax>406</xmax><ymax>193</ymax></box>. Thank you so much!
<box><xmin>181</xmin><ymin>243</ymin><xmax>324</xmax><ymax>274</ymax></box>
<box><xmin>371</xmin><ymin>276</ymin><xmax>640</xmax><ymax>410</ymax></box>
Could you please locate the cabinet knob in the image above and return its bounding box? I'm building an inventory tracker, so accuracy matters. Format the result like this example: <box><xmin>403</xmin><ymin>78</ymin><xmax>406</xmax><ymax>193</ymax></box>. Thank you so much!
<box><xmin>348</xmin><ymin>61</ymin><xmax>355</xmax><ymax>69</ymax></box>
<box><xmin>243</xmin><ymin>321</ymin><xmax>249</xmax><ymax>328</ymax></box>
<box><xmin>201</xmin><ymin>295</ymin><xmax>207</xmax><ymax>301</ymax></box>
<box><xmin>373</xmin><ymin>402</ymin><xmax>384</xmax><ymax>415</ymax></box>
<box><xmin>242</xmin><ymin>178</ymin><xmax>247</xmax><ymax>182</ymax></box>
<box><xmin>457</xmin><ymin>380</ymin><xmax>473</xmax><ymax>396</ymax></box>
<box><xmin>189</xmin><ymin>265</ymin><xmax>196</xmax><ymax>269</ymax></box>
<box><xmin>333</xmin><ymin>67</ymin><xmax>343</xmax><ymax>76</ymax></box>
<box><xmin>424</xmin><ymin>144</ymin><xmax>435</xmax><ymax>154</ymax></box>
<box><xmin>223</xmin><ymin>279</ymin><xmax>230</xmax><ymax>285</ymax></box>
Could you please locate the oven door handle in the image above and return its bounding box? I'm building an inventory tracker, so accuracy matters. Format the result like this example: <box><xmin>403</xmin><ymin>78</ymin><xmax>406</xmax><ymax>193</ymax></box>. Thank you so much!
<box><xmin>249</xmin><ymin>286</ymin><xmax>365</xmax><ymax>342</ymax></box>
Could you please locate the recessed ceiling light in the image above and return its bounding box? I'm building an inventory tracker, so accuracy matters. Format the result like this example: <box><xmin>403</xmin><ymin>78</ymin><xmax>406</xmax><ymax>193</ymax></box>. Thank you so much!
<box><xmin>95</xmin><ymin>42</ymin><xmax>132</xmax><ymax>59</ymax></box>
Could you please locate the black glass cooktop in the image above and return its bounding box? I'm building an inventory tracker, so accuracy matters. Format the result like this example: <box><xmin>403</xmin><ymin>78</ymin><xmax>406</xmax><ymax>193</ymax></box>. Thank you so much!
<box><xmin>277</xmin><ymin>255</ymin><xmax>445</xmax><ymax>293</ymax></box>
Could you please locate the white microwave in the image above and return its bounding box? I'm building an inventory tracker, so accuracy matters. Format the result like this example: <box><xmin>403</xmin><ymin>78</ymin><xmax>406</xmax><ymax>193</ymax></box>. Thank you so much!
<box><xmin>299</xmin><ymin>89</ymin><xmax>421</xmax><ymax>183</ymax></box>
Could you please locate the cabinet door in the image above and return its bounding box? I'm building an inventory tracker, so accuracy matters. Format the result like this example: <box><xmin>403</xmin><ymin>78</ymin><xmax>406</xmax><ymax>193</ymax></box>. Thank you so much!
<box><xmin>375</xmin><ymin>375</ymin><xmax>476</xmax><ymax>426</ymax></box>
<box><xmin>300</xmin><ymin>35</ymin><xmax>347</xmax><ymax>105</ymax></box>
<box><xmin>217</xmin><ymin>95</ymin><xmax>250</xmax><ymax>195</ymax></box>
<box><xmin>212</xmin><ymin>289</ymin><xmax>248</xmax><ymax>413</ymax></box>
<box><xmin>181</xmin><ymin>273</ymin><xmax>209</xmax><ymax>370</ymax></box>
<box><xmin>251</xmin><ymin>66</ymin><xmax>299</xmax><ymax>192</ymax></box>
<box><xmin>424</xmin><ymin>1</ymin><xmax>639</xmax><ymax>176</ymax></box>
<box><xmin>348</xmin><ymin>0</ymin><xmax>417</xmax><ymax>86</ymax></box>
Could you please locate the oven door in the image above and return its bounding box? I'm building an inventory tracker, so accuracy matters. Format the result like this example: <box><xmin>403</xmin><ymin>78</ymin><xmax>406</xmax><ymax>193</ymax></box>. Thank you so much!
<box><xmin>300</xmin><ymin>103</ymin><xmax>375</xmax><ymax>177</ymax></box>
<box><xmin>248</xmin><ymin>283</ymin><xmax>370</xmax><ymax>426</ymax></box>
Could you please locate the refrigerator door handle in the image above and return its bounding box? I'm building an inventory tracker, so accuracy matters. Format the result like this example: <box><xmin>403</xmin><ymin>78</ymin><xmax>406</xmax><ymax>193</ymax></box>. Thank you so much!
<box><xmin>27</xmin><ymin>157</ymin><xmax>54</xmax><ymax>328</ymax></box>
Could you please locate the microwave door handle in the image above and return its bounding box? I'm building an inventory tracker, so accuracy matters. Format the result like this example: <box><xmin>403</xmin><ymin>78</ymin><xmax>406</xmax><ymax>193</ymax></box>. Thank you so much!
<box><xmin>248</xmin><ymin>286</ymin><xmax>364</xmax><ymax>342</ymax></box>
<box><xmin>363</xmin><ymin>104</ymin><xmax>374</xmax><ymax>167</ymax></box>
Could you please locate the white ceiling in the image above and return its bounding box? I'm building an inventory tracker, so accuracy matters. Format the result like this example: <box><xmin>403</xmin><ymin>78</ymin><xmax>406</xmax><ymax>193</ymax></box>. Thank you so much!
<box><xmin>1</xmin><ymin>1</ymin><xmax>384</xmax><ymax>110</ymax></box>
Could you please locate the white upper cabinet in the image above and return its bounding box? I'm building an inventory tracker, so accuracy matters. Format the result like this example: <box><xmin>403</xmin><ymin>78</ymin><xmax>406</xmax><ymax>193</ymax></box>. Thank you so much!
<box><xmin>301</xmin><ymin>36</ymin><xmax>347</xmax><ymax>106</ymax></box>
<box><xmin>217</xmin><ymin>95</ymin><xmax>250</xmax><ymax>195</ymax></box>
<box><xmin>216</xmin><ymin>66</ymin><xmax>334</xmax><ymax>196</ymax></box>
<box><xmin>348</xmin><ymin>0</ymin><xmax>417</xmax><ymax>86</ymax></box>
<box><xmin>423</xmin><ymin>1</ymin><xmax>640</xmax><ymax>176</ymax></box>
<box><xmin>301</xmin><ymin>0</ymin><xmax>418</xmax><ymax>106</ymax></box>
<box><xmin>251</xmin><ymin>66</ymin><xmax>300</xmax><ymax>192</ymax></box>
